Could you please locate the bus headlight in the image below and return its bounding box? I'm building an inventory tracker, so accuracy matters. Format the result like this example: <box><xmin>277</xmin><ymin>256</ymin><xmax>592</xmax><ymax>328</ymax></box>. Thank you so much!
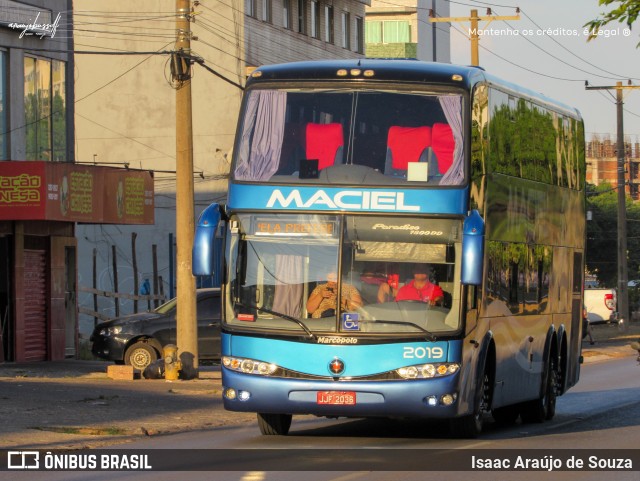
<box><xmin>396</xmin><ymin>363</ymin><xmax>460</xmax><ymax>379</ymax></box>
<box><xmin>223</xmin><ymin>356</ymin><xmax>279</xmax><ymax>376</ymax></box>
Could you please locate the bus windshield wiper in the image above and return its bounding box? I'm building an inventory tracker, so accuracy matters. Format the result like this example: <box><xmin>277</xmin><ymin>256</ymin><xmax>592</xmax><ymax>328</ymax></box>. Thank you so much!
<box><xmin>234</xmin><ymin>301</ymin><xmax>316</xmax><ymax>340</ymax></box>
<box><xmin>370</xmin><ymin>320</ymin><xmax>437</xmax><ymax>342</ymax></box>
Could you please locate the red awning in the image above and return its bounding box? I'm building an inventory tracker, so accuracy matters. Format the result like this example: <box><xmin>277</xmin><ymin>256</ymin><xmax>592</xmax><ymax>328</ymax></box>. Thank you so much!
<box><xmin>0</xmin><ymin>161</ymin><xmax>154</xmax><ymax>224</ymax></box>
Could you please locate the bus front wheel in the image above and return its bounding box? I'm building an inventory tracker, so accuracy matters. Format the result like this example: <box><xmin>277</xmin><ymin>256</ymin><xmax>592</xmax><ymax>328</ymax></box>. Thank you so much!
<box><xmin>257</xmin><ymin>413</ymin><xmax>292</xmax><ymax>435</ymax></box>
<box><xmin>450</xmin><ymin>369</ymin><xmax>491</xmax><ymax>438</ymax></box>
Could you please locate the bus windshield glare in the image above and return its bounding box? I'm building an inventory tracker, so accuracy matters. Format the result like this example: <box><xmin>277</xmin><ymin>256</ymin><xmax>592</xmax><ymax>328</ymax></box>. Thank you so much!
<box><xmin>225</xmin><ymin>213</ymin><xmax>462</xmax><ymax>335</ymax></box>
<box><xmin>233</xmin><ymin>87</ymin><xmax>465</xmax><ymax>186</ymax></box>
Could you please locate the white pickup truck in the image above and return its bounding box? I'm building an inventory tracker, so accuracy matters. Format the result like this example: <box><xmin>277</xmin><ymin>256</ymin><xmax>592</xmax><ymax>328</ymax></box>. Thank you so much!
<box><xmin>584</xmin><ymin>288</ymin><xmax>617</xmax><ymax>324</ymax></box>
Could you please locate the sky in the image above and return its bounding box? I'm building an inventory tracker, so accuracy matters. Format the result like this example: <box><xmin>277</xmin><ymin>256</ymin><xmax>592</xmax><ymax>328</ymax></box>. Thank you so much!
<box><xmin>444</xmin><ymin>0</ymin><xmax>640</xmax><ymax>141</ymax></box>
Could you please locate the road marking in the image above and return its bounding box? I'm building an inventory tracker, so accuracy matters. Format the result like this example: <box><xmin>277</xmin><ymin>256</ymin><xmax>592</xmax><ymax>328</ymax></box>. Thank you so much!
<box><xmin>240</xmin><ymin>472</ymin><xmax>265</xmax><ymax>481</ymax></box>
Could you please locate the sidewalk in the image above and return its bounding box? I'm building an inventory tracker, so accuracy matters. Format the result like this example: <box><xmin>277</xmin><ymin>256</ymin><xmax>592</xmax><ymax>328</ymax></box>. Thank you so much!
<box><xmin>0</xmin><ymin>360</ymin><xmax>254</xmax><ymax>449</ymax></box>
<box><xmin>0</xmin><ymin>340</ymin><xmax>637</xmax><ymax>450</ymax></box>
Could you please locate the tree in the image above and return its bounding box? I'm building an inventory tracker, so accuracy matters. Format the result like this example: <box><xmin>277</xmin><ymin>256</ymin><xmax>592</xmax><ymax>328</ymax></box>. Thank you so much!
<box><xmin>584</xmin><ymin>0</ymin><xmax>640</xmax><ymax>47</ymax></box>
<box><xmin>586</xmin><ymin>182</ymin><xmax>640</xmax><ymax>288</ymax></box>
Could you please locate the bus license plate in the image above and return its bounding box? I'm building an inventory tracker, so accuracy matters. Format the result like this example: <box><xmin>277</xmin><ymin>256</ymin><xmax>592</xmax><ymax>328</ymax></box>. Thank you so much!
<box><xmin>317</xmin><ymin>391</ymin><xmax>356</xmax><ymax>405</ymax></box>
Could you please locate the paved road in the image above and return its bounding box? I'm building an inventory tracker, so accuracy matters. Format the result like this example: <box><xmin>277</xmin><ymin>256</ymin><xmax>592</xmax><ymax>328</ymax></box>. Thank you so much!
<box><xmin>3</xmin><ymin>353</ymin><xmax>639</xmax><ymax>481</ymax></box>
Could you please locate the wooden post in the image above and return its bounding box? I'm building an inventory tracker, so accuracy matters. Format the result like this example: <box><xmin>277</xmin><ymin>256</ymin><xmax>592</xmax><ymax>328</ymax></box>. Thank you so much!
<box><xmin>152</xmin><ymin>244</ymin><xmax>159</xmax><ymax>308</ymax></box>
<box><xmin>158</xmin><ymin>275</ymin><xmax>165</xmax><ymax>299</ymax></box>
<box><xmin>93</xmin><ymin>248</ymin><xmax>98</xmax><ymax>327</ymax></box>
<box><xmin>112</xmin><ymin>245</ymin><xmax>119</xmax><ymax>317</ymax></box>
<box><xmin>132</xmin><ymin>233</ymin><xmax>139</xmax><ymax>313</ymax></box>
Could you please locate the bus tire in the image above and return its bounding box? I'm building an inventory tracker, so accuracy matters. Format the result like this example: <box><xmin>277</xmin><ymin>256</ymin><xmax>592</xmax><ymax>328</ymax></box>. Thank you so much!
<box><xmin>449</xmin><ymin>368</ymin><xmax>490</xmax><ymax>438</ymax></box>
<box><xmin>257</xmin><ymin>413</ymin><xmax>292</xmax><ymax>435</ymax></box>
<box><xmin>492</xmin><ymin>404</ymin><xmax>520</xmax><ymax>425</ymax></box>
<box><xmin>521</xmin><ymin>357</ymin><xmax>558</xmax><ymax>423</ymax></box>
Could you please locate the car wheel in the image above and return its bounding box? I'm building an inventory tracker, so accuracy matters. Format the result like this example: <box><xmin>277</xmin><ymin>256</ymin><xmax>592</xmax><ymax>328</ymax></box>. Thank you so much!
<box><xmin>124</xmin><ymin>342</ymin><xmax>158</xmax><ymax>370</ymax></box>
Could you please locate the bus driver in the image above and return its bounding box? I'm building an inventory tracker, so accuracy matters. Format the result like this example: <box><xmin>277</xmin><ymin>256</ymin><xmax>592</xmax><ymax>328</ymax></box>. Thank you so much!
<box><xmin>379</xmin><ymin>264</ymin><xmax>444</xmax><ymax>306</ymax></box>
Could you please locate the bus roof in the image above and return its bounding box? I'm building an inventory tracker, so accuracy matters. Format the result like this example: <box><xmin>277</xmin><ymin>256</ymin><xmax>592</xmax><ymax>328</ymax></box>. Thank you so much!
<box><xmin>247</xmin><ymin>59</ymin><xmax>581</xmax><ymax>120</ymax></box>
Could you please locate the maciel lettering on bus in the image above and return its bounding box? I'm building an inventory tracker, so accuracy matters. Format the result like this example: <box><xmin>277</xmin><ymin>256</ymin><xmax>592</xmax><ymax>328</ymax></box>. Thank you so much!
<box><xmin>266</xmin><ymin>189</ymin><xmax>420</xmax><ymax>212</ymax></box>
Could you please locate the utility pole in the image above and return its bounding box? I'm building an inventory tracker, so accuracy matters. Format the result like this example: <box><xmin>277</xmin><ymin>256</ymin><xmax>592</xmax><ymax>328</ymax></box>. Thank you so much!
<box><xmin>586</xmin><ymin>81</ymin><xmax>640</xmax><ymax>332</ymax></box>
<box><xmin>430</xmin><ymin>8</ymin><xmax>520</xmax><ymax>66</ymax></box>
<box><xmin>175</xmin><ymin>0</ymin><xmax>198</xmax><ymax>377</ymax></box>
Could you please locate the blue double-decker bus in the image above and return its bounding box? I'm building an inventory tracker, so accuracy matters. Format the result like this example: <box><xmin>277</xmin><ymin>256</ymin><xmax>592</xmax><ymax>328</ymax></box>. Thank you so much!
<box><xmin>193</xmin><ymin>60</ymin><xmax>585</xmax><ymax>437</ymax></box>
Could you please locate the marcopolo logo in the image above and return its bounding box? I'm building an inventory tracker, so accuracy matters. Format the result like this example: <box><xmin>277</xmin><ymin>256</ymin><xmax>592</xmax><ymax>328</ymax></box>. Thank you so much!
<box><xmin>7</xmin><ymin>451</ymin><xmax>40</xmax><ymax>470</ymax></box>
<box><xmin>266</xmin><ymin>189</ymin><xmax>420</xmax><ymax>211</ymax></box>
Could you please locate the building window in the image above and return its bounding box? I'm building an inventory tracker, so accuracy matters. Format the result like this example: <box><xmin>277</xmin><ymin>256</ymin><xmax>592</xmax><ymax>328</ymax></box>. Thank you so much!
<box><xmin>283</xmin><ymin>0</ymin><xmax>292</xmax><ymax>29</ymax></box>
<box><xmin>355</xmin><ymin>16</ymin><xmax>364</xmax><ymax>53</ymax></box>
<box><xmin>24</xmin><ymin>57</ymin><xmax>66</xmax><ymax>162</ymax></box>
<box><xmin>325</xmin><ymin>5</ymin><xmax>334</xmax><ymax>44</ymax></box>
<box><xmin>366</xmin><ymin>20</ymin><xmax>411</xmax><ymax>43</ymax></box>
<box><xmin>247</xmin><ymin>0</ymin><xmax>256</xmax><ymax>17</ymax></box>
<box><xmin>0</xmin><ymin>51</ymin><xmax>7</xmax><ymax>160</ymax></box>
<box><xmin>310</xmin><ymin>0</ymin><xmax>320</xmax><ymax>39</ymax></box>
<box><xmin>366</xmin><ymin>21</ymin><xmax>382</xmax><ymax>43</ymax></box>
<box><xmin>382</xmin><ymin>20</ymin><xmax>411</xmax><ymax>43</ymax></box>
<box><xmin>341</xmin><ymin>11</ymin><xmax>350</xmax><ymax>49</ymax></box>
<box><xmin>52</xmin><ymin>60</ymin><xmax>67</xmax><ymax>162</ymax></box>
<box><xmin>298</xmin><ymin>0</ymin><xmax>307</xmax><ymax>34</ymax></box>
<box><xmin>262</xmin><ymin>0</ymin><xmax>272</xmax><ymax>22</ymax></box>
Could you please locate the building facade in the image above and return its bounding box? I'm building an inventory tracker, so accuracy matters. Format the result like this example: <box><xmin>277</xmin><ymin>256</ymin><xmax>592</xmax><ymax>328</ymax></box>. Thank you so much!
<box><xmin>365</xmin><ymin>0</ymin><xmax>450</xmax><ymax>61</ymax></box>
<box><xmin>0</xmin><ymin>1</ymin><xmax>157</xmax><ymax>362</ymax></box>
<box><xmin>0</xmin><ymin>1</ymin><xmax>76</xmax><ymax>362</ymax></box>
<box><xmin>73</xmin><ymin>0</ymin><xmax>370</xmax><ymax>339</ymax></box>
<box><xmin>586</xmin><ymin>137</ymin><xmax>640</xmax><ymax>199</ymax></box>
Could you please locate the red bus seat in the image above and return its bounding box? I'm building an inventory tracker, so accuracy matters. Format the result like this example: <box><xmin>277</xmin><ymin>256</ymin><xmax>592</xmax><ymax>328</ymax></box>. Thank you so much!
<box><xmin>305</xmin><ymin>123</ymin><xmax>344</xmax><ymax>170</ymax></box>
<box><xmin>385</xmin><ymin>126</ymin><xmax>434</xmax><ymax>177</ymax></box>
<box><xmin>431</xmin><ymin>123</ymin><xmax>455</xmax><ymax>174</ymax></box>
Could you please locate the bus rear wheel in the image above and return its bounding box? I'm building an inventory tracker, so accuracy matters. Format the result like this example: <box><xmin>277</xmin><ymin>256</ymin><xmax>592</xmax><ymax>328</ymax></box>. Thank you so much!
<box><xmin>521</xmin><ymin>359</ymin><xmax>558</xmax><ymax>423</ymax></box>
<box><xmin>492</xmin><ymin>404</ymin><xmax>520</xmax><ymax>425</ymax></box>
<box><xmin>257</xmin><ymin>413</ymin><xmax>292</xmax><ymax>435</ymax></box>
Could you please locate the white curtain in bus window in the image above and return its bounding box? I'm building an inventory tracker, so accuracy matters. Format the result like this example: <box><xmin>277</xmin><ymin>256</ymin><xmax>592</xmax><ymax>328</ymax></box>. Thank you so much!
<box><xmin>439</xmin><ymin>95</ymin><xmax>464</xmax><ymax>185</ymax></box>
<box><xmin>235</xmin><ymin>90</ymin><xmax>287</xmax><ymax>181</ymax></box>
<box><xmin>271</xmin><ymin>254</ymin><xmax>304</xmax><ymax>317</ymax></box>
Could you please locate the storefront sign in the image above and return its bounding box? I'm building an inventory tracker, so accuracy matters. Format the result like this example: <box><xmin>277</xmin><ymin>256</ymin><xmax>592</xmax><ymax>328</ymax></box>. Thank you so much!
<box><xmin>0</xmin><ymin>161</ymin><xmax>154</xmax><ymax>224</ymax></box>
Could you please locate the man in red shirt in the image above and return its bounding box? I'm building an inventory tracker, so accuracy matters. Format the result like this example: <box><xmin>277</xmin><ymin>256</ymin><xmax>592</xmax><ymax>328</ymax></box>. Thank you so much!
<box><xmin>395</xmin><ymin>264</ymin><xmax>444</xmax><ymax>305</ymax></box>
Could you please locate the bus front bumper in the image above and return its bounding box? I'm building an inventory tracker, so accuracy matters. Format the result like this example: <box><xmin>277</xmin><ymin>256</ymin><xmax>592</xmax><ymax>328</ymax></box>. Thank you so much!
<box><xmin>221</xmin><ymin>368</ymin><xmax>466</xmax><ymax>418</ymax></box>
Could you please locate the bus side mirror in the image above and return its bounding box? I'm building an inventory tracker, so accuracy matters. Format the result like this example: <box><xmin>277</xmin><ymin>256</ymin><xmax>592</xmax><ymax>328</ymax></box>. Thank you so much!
<box><xmin>193</xmin><ymin>203</ymin><xmax>224</xmax><ymax>277</ymax></box>
<box><xmin>461</xmin><ymin>210</ymin><xmax>484</xmax><ymax>286</ymax></box>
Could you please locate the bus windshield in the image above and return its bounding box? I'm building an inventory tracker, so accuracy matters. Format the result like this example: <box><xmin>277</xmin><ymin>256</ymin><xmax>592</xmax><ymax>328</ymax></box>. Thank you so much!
<box><xmin>225</xmin><ymin>213</ymin><xmax>462</xmax><ymax>336</ymax></box>
<box><xmin>233</xmin><ymin>87</ymin><xmax>466</xmax><ymax>186</ymax></box>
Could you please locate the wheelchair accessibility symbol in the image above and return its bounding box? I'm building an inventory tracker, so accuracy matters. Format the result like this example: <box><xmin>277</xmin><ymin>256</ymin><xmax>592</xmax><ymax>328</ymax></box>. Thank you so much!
<box><xmin>341</xmin><ymin>313</ymin><xmax>360</xmax><ymax>331</ymax></box>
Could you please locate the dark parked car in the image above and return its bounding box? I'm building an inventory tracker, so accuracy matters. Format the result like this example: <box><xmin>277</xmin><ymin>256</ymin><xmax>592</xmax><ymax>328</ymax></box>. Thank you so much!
<box><xmin>91</xmin><ymin>288</ymin><xmax>221</xmax><ymax>370</ymax></box>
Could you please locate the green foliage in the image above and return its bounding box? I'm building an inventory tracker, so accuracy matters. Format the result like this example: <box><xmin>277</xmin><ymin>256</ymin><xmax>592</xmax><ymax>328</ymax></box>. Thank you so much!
<box><xmin>584</xmin><ymin>0</ymin><xmax>640</xmax><ymax>47</ymax></box>
<box><xmin>586</xmin><ymin>182</ymin><xmax>640</xmax><ymax>286</ymax></box>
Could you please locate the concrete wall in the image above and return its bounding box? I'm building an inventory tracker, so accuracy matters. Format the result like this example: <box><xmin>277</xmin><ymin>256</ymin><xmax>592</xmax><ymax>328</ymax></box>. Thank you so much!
<box><xmin>73</xmin><ymin>0</ymin><xmax>367</xmax><ymax>334</ymax></box>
